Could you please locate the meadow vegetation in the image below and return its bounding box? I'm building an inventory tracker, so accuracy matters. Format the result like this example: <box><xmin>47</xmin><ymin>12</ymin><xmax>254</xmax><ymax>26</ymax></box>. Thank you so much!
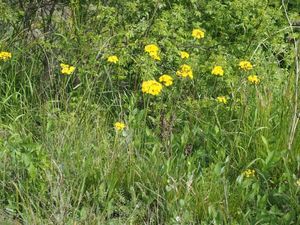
<box><xmin>0</xmin><ymin>0</ymin><xmax>300</xmax><ymax>224</ymax></box>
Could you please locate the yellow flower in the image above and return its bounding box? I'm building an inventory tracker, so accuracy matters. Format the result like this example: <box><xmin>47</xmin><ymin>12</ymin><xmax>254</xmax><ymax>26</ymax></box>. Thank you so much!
<box><xmin>107</xmin><ymin>55</ymin><xmax>119</xmax><ymax>64</ymax></box>
<box><xmin>145</xmin><ymin>44</ymin><xmax>159</xmax><ymax>53</ymax></box>
<box><xmin>60</xmin><ymin>63</ymin><xmax>76</xmax><ymax>75</ymax></box>
<box><xmin>216</xmin><ymin>96</ymin><xmax>227</xmax><ymax>104</ymax></box>
<box><xmin>192</xmin><ymin>28</ymin><xmax>205</xmax><ymax>39</ymax></box>
<box><xmin>239</xmin><ymin>61</ymin><xmax>253</xmax><ymax>71</ymax></box>
<box><xmin>142</xmin><ymin>80</ymin><xmax>163</xmax><ymax>96</ymax></box>
<box><xmin>149</xmin><ymin>51</ymin><xmax>161</xmax><ymax>61</ymax></box>
<box><xmin>242</xmin><ymin>169</ymin><xmax>255</xmax><ymax>178</ymax></box>
<box><xmin>159</xmin><ymin>74</ymin><xmax>173</xmax><ymax>86</ymax></box>
<box><xmin>247</xmin><ymin>75</ymin><xmax>260</xmax><ymax>85</ymax></box>
<box><xmin>211</xmin><ymin>66</ymin><xmax>224</xmax><ymax>76</ymax></box>
<box><xmin>114</xmin><ymin>122</ymin><xmax>125</xmax><ymax>131</ymax></box>
<box><xmin>180</xmin><ymin>51</ymin><xmax>189</xmax><ymax>59</ymax></box>
<box><xmin>145</xmin><ymin>44</ymin><xmax>161</xmax><ymax>61</ymax></box>
<box><xmin>0</xmin><ymin>51</ymin><xmax>12</xmax><ymax>61</ymax></box>
<box><xmin>176</xmin><ymin>64</ymin><xmax>193</xmax><ymax>79</ymax></box>
<box><xmin>296</xmin><ymin>179</ymin><xmax>300</xmax><ymax>187</ymax></box>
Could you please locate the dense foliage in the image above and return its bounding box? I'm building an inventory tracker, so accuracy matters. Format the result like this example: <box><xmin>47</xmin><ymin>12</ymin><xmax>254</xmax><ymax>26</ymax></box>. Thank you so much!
<box><xmin>0</xmin><ymin>0</ymin><xmax>300</xmax><ymax>224</ymax></box>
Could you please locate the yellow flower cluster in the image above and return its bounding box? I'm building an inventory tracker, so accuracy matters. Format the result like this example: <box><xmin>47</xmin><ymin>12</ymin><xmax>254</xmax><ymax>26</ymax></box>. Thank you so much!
<box><xmin>297</xmin><ymin>179</ymin><xmax>300</xmax><ymax>187</ymax></box>
<box><xmin>192</xmin><ymin>28</ymin><xmax>205</xmax><ymax>39</ymax></box>
<box><xmin>107</xmin><ymin>55</ymin><xmax>119</xmax><ymax>64</ymax></box>
<box><xmin>114</xmin><ymin>122</ymin><xmax>125</xmax><ymax>131</ymax></box>
<box><xmin>159</xmin><ymin>74</ymin><xmax>173</xmax><ymax>86</ymax></box>
<box><xmin>0</xmin><ymin>51</ymin><xmax>12</xmax><ymax>61</ymax></box>
<box><xmin>176</xmin><ymin>64</ymin><xmax>193</xmax><ymax>79</ymax></box>
<box><xmin>212</xmin><ymin>66</ymin><xmax>224</xmax><ymax>76</ymax></box>
<box><xmin>216</xmin><ymin>96</ymin><xmax>227</xmax><ymax>104</ymax></box>
<box><xmin>142</xmin><ymin>80</ymin><xmax>163</xmax><ymax>96</ymax></box>
<box><xmin>239</xmin><ymin>61</ymin><xmax>253</xmax><ymax>71</ymax></box>
<box><xmin>243</xmin><ymin>169</ymin><xmax>255</xmax><ymax>178</ymax></box>
<box><xmin>180</xmin><ymin>51</ymin><xmax>189</xmax><ymax>59</ymax></box>
<box><xmin>247</xmin><ymin>75</ymin><xmax>260</xmax><ymax>85</ymax></box>
<box><xmin>60</xmin><ymin>63</ymin><xmax>76</xmax><ymax>75</ymax></box>
<box><xmin>144</xmin><ymin>44</ymin><xmax>161</xmax><ymax>61</ymax></box>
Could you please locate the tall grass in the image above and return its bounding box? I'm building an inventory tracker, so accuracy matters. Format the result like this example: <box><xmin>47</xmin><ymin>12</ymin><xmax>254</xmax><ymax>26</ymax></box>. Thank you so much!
<box><xmin>0</xmin><ymin>0</ymin><xmax>300</xmax><ymax>224</ymax></box>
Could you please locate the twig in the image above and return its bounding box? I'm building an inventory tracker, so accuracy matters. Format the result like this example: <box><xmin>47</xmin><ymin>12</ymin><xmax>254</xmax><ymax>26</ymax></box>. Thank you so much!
<box><xmin>251</xmin><ymin>26</ymin><xmax>291</xmax><ymax>59</ymax></box>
